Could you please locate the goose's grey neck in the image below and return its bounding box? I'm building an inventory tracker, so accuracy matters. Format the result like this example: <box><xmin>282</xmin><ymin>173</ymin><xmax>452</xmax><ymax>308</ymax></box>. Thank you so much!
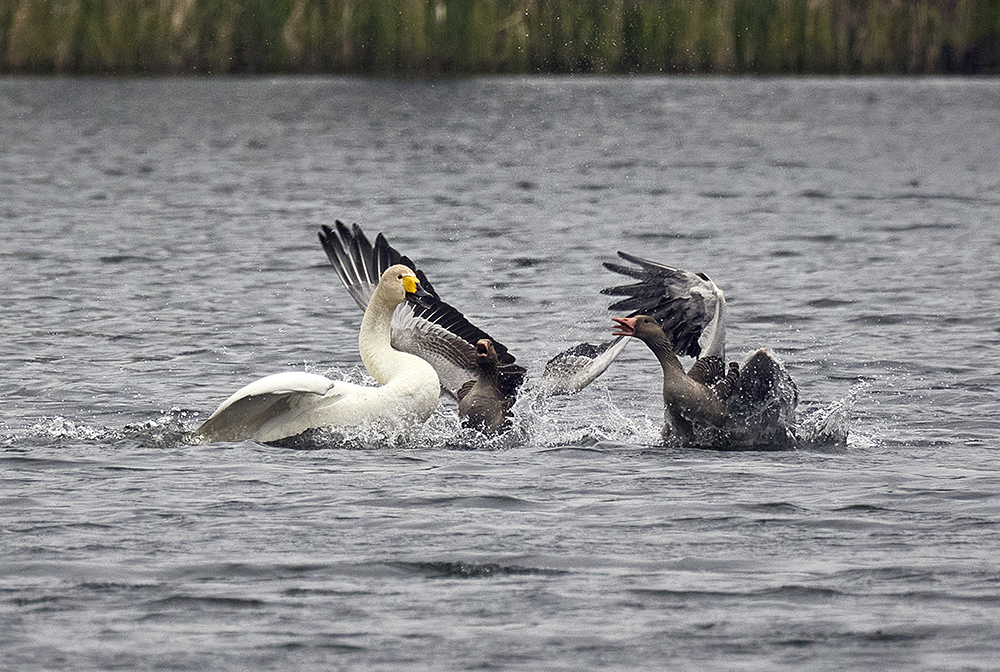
<box><xmin>644</xmin><ymin>331</ymin><xmax>685</xmax><ymax>375</ymax></box>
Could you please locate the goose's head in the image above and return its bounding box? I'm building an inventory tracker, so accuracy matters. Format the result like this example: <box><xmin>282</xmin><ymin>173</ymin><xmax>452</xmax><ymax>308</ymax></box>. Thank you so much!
<box><xmin>475</xmin><ymin>338</ymin><xmax>499</xmax><ymax>364</ymax></box>
<box><xmin>474</xmin><ymin>337</ymin><xmax>525</xmax><ymax>389</ymax></box>
<box><xmin>612</xmin><ymin>315</ymin><xmax>662</xmax><ymax>341</ymax></box>
<box><xmin>379</xmin><ymin>264</ymin><xmax>434</xmax><ymax>308</ymax></box>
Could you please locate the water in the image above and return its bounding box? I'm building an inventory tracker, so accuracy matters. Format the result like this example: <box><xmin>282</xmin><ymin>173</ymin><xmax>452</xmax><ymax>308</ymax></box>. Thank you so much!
<box><xmin>2</xmin><ymin>76</ymin><xmax>1000</xmax><ymax>670</ymax></box>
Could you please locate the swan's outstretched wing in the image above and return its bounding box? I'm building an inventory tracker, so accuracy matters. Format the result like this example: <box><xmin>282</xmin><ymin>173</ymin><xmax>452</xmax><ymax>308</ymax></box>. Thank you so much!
<box><xmin>601</xmin><ymin>251</ymin><xmax>727</xmax><ymax>360</ymax></box>
<box><xmin>196</xmin><ymin>372</ymin><xmax>338</xmax><ymax>443</ymax></box>
<box><xmin>540</xmin><ymin>336</ymin><xmax>631</xmax><ymax>395</ymax></box>
<box><xmin>319</xmin><ymin>221</ymin><xmax>517</xmax><ymax>397</ymax></box>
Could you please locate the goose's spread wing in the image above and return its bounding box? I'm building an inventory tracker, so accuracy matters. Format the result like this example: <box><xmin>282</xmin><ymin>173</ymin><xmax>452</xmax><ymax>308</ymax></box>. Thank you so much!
<box><xmin>319</xmin><ymin>221</ymin><xmax>516</xmax><ymax>397</ymax></box>
<box><xmin>494</xmin><ymin>362</ymin><xmax>527</xmax><ymax>399</ymax></box>
<box><xmin>319</xmin><ymin>220</ymin><xmax>425</xmax><ymax>310</ymax></box>
<box><xmin>601</xmin><ymin>251</ymin><xmax>727</xmax><ymax>360</ymax></box>
<box><xmin>540</xmin><ymin>336</ymin><xmax>631</xmax><ymax>395</ymax></box>
<box><xmin>724</xmin><ymin>349</ymin><xmax>798</xmax><ymax>449</ymax></box>
<box><xmin>389</xmin><ymin>302</ymin><xmax>485</xmax><ymax>395</ymax></box>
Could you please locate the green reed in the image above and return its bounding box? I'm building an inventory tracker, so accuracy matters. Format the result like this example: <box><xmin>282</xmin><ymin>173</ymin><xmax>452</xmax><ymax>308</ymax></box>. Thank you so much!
<box><xmin>2</xmin><ymin>0</ymin><xmax>997</xmax><ymax>75</ymax></box>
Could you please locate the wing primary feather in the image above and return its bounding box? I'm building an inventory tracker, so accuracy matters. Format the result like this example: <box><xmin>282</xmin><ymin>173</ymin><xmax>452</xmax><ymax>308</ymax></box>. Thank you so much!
<box><xmin>334</xmin><ymin>220</ymin><xmax>365</xmax><ymax>285</ymax></box>
<box><xmin>319</xmin><ymin>221</ymin><xmax>373</xmax><ymax>310</ymax></box>
<box><xmin>320</xmin><ymin>223</ymin><xmax>520</xmax><ymax>384</ymax></box>
<box><xmin>350</xmin><ymin>222</ymin><xmax>377</xmax><ymax>285</ymax></box>
<box><xmin>602</xmin><ymin>250</ymin><xmax>726</xmax><ymax>361</ymax></box>
<box><xmin>373</xmin><ymin>232</ymin><xmax>404</xmax><ymax>278</ymax></box>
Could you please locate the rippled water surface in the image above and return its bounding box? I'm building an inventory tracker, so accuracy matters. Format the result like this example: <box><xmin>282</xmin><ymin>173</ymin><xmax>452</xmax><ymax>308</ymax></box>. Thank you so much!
<box><xmin>3</xmin><ymin>76</ymin><xmax>1000</xmax><ymax>670</ymax></box>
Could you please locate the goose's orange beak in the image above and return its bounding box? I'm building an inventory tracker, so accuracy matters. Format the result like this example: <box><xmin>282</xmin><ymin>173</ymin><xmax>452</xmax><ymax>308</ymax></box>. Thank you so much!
<box><xmin>611</xmin><ymin>316</ymin><xmax>637</xmax><ymax>337</ymax></box>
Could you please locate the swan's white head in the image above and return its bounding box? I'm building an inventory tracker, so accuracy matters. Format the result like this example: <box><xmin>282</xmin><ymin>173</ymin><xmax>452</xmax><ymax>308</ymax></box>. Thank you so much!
<box><xmin>377</xmin><ymin>264</ymin><xmax>432</xmax><ymax>308</ymax></box>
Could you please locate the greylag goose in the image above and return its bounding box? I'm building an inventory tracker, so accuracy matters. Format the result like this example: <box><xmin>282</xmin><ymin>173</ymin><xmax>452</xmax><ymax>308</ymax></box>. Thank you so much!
<box><xmin>319</xmin><ymin>222</ymin><xmax>625</xmax><ymax>409</ymax></box>
<box><xmin>612</xmin><ymin>314</ymin><xmax>739</xmax><ymax>445</ymax></box>
<box><xmin>197</xmin><ymin>264</ymin><xmax>440</xmax><ymax>444</ymax></box>
<box><xmin>604</xmin><ymin>253</ymin><xmax>798</xmax><ymax>449</ymax></box>
<box><xmin>456</xmin><ymin>338</ymin><xmax>526</xmax><ymax>433</ymax></box>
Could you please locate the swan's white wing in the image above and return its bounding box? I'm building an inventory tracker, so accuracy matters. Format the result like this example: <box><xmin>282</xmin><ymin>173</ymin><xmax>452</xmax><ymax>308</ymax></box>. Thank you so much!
<box><xmin>197</xmin><ymin>371</ymin><xmax>430</xmax><ymax>443</ymax></box>
<box><xmin>319</xmin><ymin>221</ymin><xmax>519</xmax><ymax>398</ymax></box>
<box><xmin>601</xmin><ymin>251</ymin><xmax>727</xmax><ymax>360</ymax></box>
<box><xmin>196</xmin><ymin>372</ymin><xmax>338</xmax><ymax>443</ymax></box>
<box><xmin>540</xmin><ymin>336</ymin><xmax>631</xmax><ymax>395</ymax></box>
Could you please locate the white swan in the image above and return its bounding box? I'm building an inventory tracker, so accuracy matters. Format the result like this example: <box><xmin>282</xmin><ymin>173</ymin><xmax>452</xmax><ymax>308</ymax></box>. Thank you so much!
<box><xmin>197</xmin><ymin>264</ymin><xmax>441</xmax><ymax>444</ymax></box>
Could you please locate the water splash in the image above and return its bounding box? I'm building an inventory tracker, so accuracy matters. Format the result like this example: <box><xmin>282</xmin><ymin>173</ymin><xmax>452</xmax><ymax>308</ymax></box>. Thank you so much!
<box><xmin>797</xmin><ymin>381</ymin><xmax>870</xmax><ymax>449</ymax></box>
<box><xmin>114</xmin><ymin>409</ymin><xmax>202</xmax><ymax>448</ymax></box>
<box><xmin>2</xmin><ymin>409</ymin><xmax>200</xmax><ymax>450</ymax></box>
<box><xmin>797</xmin><ymin>396</ymin><xmax>852</xmax><ymax>447</ymax></box>
<box><xmin>514</xmin><ymin>384</ymin><xmax>663</xmax><ymax>448</ymax></box>
<box><xmin>1</xmin><ymin>380</ymin><xmax>859</xmax><ymax>454</ymax></box>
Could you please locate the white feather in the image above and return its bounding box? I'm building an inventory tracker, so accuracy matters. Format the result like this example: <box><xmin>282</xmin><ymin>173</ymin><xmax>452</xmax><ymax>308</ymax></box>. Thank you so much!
<box><xmin>197</xmin><ymin>264</ymin><xmax>440</xmax><ymax>444</ymax></box>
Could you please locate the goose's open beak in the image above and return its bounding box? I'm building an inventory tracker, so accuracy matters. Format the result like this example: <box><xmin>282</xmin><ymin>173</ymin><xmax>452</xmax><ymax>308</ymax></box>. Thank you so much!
<box><xmin>611</xmin><ymin>316</ymin><xmax>637</xmax><ymax>337</ymax></box>
<box><xmin>475</xmin><ymin>339</ymin><xmax>493</xmax><ymax>359</ymax></box>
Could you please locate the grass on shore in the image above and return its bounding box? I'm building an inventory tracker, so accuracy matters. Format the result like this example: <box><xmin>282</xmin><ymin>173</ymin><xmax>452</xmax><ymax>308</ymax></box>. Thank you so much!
<box><xmin>1</xmin><ymin>0</ymin><xmax>998</xmax><ymax>75</ymax></box>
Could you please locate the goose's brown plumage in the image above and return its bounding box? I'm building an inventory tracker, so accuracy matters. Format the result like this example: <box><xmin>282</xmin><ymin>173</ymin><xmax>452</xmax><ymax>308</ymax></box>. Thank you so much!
<box><xmin>612</xmin><ymin>315</ymin><xmax>738</xmax><ymax>444</ymax></box>
<box><xmin>456</xmin><ymin>338</ymin><xmax>526</xmax><ymax>433</ymax></box>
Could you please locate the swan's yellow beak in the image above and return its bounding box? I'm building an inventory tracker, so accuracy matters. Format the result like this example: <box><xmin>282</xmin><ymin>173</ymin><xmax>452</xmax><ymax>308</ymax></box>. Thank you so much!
<box><xmin>403</xmin><ymin>273</ymin><xmax>434</xmax><ymax>309</ymax></box>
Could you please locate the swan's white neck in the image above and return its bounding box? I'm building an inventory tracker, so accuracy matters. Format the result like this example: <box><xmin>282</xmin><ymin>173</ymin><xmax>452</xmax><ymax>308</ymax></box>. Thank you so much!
<box><xmin>358</xmin><ymin>280</ymin><xmax>438</xmax><ymax>395</ymax></box>
<box><xmin>358</xmin><ymin>282</ymin><xmax>402</xmax><ymax>384</ymax></box>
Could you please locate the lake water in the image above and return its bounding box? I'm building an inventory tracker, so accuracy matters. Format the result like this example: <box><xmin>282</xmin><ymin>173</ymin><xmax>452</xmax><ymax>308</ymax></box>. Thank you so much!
<box><xmin>2</xmin><ymin>75</ymin><xmax>1000</xmax><ymax>670</ymax></box>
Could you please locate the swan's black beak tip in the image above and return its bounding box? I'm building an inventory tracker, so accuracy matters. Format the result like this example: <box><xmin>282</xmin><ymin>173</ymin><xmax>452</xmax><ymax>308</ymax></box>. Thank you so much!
<box><xmin>406</xmin><ymin>283</ymin><xmax>434</xmax><ymax>309</ymax></box>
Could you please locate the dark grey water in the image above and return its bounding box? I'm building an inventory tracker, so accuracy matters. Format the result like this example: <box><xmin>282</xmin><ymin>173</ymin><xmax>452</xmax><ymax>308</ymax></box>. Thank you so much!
<box><xmin>2</xmin><ymin>76</ymin><xmax>1000</xmax><ymax>670</ymax></box>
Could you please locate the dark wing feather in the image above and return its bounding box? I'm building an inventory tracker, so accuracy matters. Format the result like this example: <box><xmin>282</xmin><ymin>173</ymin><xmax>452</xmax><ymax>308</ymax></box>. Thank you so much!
<box><xmin>601</xmin><ymin>251</ymin><xmax>726</xmax><ymax>360</ymax></box>
<box><xmin>319</xmin><ymin>222</ymin><xmax>409</xmax><ymax>309</ymax></box>
<box><xmin>319</xmin><ymin>221</ymin><xmax>516</xmax><ymax>397</ymax></box>
<box><xmin>494</xmin><ymin>362</ymin><xmax>527</xmax><ymax>398</ymax></box>
<box><xmin>687</xmin><ymin>355</ymin><xmax>725</xmax><ymax>386</ymax></box>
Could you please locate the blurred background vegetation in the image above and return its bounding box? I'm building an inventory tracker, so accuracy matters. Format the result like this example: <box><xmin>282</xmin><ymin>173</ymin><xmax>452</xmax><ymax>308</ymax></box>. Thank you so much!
<box><xmin>1</xmin><ymin>0</ymin><xmax>998</xmax><ymax>75</ymax></box>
